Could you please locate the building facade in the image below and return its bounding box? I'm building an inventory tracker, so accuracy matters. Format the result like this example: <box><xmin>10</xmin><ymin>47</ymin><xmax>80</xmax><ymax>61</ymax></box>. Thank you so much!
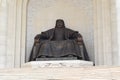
<box><xmin>0</xmin><ymin>0</ymin><xmax>120</xmax><ymax>68</ymax></box>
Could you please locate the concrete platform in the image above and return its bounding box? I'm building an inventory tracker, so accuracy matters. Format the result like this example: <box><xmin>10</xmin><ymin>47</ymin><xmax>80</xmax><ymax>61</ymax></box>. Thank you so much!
<box><xmin>22</xmin><ymin>60</ymin><xmax>93</xmax><ymax>68</ymax></box>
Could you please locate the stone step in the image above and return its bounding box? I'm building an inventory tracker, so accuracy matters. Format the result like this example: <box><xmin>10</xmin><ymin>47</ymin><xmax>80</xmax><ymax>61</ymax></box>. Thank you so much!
<box><xmin>0</xmin><ymin>66</ymin><xmax>120</xmax><ymax>80</ymax></box>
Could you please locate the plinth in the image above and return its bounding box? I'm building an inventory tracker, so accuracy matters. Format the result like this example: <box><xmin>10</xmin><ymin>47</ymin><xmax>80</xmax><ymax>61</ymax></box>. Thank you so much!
<box><xmin>22</xmin><ymin>60</ymin><xmax>93</xmax><ymax>68</ymax></box>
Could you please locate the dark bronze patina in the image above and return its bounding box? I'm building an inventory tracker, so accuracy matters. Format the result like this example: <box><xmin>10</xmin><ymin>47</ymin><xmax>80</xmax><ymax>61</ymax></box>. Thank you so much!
<box><xmin>29</xmin><ymin>19</ymin><xmax>90</xmax><ymax>61</ymax></box>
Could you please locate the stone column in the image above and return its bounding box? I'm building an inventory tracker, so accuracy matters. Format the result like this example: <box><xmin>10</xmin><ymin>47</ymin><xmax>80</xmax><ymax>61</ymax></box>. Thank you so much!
<box><xmin>0</xmin><ymin>0</ymin><xmax>8</xmax><ymax>68</ymax></box>
<box><xmin>5</xmin><ymin>0</ymin><xmax>28</xmax><ymax>68</ymax></box>
<box><xmin>93</xmin><ymin>0</ymin><xmax>117</xmax><ymax>65</ymax></box>
<box><xmin>116</xmin><ymin>0</ymin><xmax>120</xmax><ymax>65</ymax></box>
<box><xmin>20</xmin><ymin>0</ymin><xmax>29</xmax><ymax>66</ymax></box>
<box><xmin>6</xmin><ymin>0</ymin><xmax>17</xmax><ymax>68</ymax></box>
<box><xmin>110</xmin><ymin>0</ymin><xmax>119</xmax><ymax>65</ymax></box>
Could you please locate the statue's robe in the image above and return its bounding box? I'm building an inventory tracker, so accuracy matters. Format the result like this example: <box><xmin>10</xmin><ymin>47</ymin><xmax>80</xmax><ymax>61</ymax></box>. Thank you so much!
<box><xmin>29</xmin><ymin>27</ymin><xmax>90</xmax><ymax>61</ymax></box>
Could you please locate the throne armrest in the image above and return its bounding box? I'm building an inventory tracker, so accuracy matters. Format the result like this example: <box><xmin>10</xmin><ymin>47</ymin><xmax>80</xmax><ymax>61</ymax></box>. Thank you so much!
<box><xmin>77</xmin><ymin>37</ymin><xmax>83</xmax><ymax>45</ymax></box>
<box><xmin>34</xmin><ymin>38</ymin><xmax>40</xmax><ymax>46</ymax></box>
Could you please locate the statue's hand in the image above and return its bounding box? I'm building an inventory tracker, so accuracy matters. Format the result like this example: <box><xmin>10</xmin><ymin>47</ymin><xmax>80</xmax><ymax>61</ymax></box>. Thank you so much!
<box><xmin>77</xmin><ymin>37</ymin><xmax>83</xmax><ymax>45</ymax></box>
<box><xmin>35</xmin><ymin>39</ymin><xmax>40</xmax><ymax>45</ymax></box>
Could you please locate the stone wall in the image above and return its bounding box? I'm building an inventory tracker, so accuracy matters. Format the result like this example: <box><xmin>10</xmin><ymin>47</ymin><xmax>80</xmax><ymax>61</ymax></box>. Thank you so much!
<box><xmin>116</xmin><ymin>0</ymin><xmax>120</xmax><ymax>65</ymax></box>
<box><xmin>0</xmin><ymin>0</ymin><xmax>28</xmax><ymax>68</ymax></box>
<box><xmin>0</xmin><ymin>0</ymin><xmax>7</xmax><ymax>68</ymax></box>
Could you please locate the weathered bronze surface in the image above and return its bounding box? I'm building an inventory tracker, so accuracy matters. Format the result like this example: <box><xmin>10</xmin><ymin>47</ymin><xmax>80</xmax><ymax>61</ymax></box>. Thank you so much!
<box><xmin>29</xmin><ymin>19</ymin><xmax>90</xmax><ymax>61</ymax></box>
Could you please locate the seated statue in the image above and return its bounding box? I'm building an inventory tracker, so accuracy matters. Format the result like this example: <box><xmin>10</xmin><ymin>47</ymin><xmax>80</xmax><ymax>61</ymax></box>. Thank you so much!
<box><xmin>29</xmin><ymin>19</ymin><xmax>90</xmax><ymax>61</ymax></box>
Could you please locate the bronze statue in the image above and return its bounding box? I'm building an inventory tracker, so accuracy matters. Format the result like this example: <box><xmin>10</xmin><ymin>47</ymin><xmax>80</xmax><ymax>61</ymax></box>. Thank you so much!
<box><xmin>29</xmin><ymin>19</ymin><xmax>90</xmax><ymax>61</ymax></box>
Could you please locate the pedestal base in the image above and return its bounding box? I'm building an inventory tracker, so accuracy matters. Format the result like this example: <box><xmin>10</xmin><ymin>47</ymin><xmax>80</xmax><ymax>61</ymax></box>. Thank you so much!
<box><xmin>22</xmin><ymin>60</ymin><xmax>93</xmax><ymax>68</ymax></box>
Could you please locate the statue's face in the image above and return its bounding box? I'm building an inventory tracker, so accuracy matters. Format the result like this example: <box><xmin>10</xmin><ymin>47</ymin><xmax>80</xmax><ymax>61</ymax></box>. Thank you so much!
<box><xmin>56</xmin><ymin>20</ymin><xmax>64</xmax><ymax>28</ymax></box>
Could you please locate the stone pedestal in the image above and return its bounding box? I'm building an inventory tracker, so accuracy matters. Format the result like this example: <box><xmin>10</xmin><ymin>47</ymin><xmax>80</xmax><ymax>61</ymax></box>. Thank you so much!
<box><xmin>22</xmin><ymin>60</ymin><xmax>93</xmax><ymax>68</ymax></box>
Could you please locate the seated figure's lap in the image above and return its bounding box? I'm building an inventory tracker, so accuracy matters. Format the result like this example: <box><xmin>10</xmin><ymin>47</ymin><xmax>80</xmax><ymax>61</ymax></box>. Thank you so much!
<box><xmin>37</xmin><ymin>40</ymin><xmax>81</xmax><ymax>58</ymax></box>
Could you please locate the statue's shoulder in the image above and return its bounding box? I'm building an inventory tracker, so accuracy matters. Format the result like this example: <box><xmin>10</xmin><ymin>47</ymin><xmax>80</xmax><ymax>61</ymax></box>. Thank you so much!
<box><xmin>42</xmin><ymin>28</ymin><xmax>55</xmax><ymax>33</ymax></box>
<box><xmin>65</xmin><ymin>27</ymin><xmax>78</xmax><ymax>32</ymax></box>
<box><xmin>34</xmin><ymin>34</ymin><xmax>41</xmax><ymax>39</ymax></box>
<box><xmin>65</xmin><ymin>27</ymin><xmax>82</xmax><ymax>37</ymax></box>
<box><xmin>47</xmin><ymin>28</ymin><xmax>55</xmax><ymax>31</ymax></box>
<box><xmin>34</xmin><ymin>28</ymin><xmax>55</xmax><ymax>40</ymax></box>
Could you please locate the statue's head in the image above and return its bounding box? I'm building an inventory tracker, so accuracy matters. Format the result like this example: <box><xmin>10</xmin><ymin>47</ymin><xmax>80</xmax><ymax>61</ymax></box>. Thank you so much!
<box><xmin>55</xmin><ymin>19</ymin><xmax>65</xmax><ymax>28</ymax></box>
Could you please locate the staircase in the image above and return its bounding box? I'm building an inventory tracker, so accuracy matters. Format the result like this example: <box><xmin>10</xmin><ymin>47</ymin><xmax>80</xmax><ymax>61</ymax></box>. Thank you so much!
<box><xmin>0</xmin><ymin>66</ymin><xmax>120</xmax><ymax>80</ymax></box>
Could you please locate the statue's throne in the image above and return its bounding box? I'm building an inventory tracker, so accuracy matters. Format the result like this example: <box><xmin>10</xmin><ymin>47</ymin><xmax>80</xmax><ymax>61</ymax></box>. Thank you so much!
<box><xmin>31</xmin><ymin>36</ymin><xmax>88</xmax><ymax>61</ymax></box>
